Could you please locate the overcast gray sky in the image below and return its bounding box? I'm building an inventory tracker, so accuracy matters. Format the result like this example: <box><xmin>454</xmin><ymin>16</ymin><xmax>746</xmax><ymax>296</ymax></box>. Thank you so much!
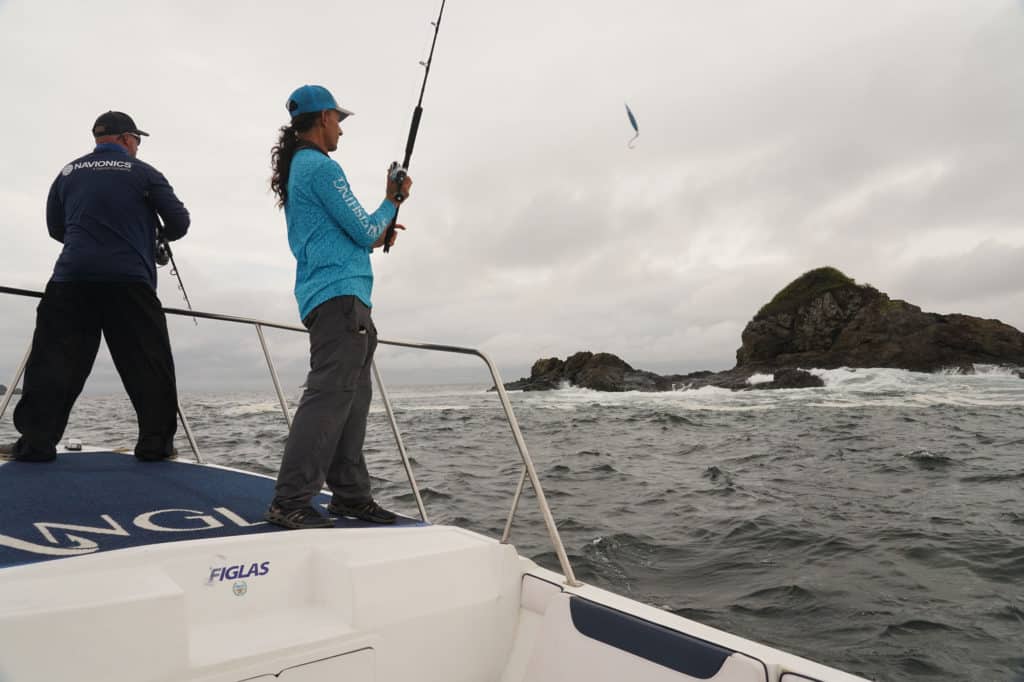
<box><xmin>1</xmin><ymin>0</ymin><xmax>1022</xmax><ymax>393</ymax></box>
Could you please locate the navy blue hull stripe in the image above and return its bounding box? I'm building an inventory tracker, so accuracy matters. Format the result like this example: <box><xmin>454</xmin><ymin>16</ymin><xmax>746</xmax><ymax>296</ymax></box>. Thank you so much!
<box><xmin>569</xmin><ymin>596</ymin><xmax>762</xmax><ymax>680</ymax></box>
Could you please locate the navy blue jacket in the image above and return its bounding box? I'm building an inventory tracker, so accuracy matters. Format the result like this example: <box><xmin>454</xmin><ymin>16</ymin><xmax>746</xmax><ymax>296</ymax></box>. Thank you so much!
<box><xmin>46</xmin><ymin>143</ymin><xmax>190</xmax><ymax>289</ymax></box>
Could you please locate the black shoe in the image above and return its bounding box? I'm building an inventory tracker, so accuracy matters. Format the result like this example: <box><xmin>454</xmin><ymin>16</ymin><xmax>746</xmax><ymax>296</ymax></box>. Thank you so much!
<box><xmin>328</xmin><ymin>499</ymin><xmax>397</xmax><ymax>524</ymax></box>
<box><xmin>0</xmin><ymin>440</ymin><xmax>55</xmax><ymax>462</ymax></box>
<box><xmin>135</xmin><ymin>448</ymin><xmax>179</xmax><ymax>462</ymax></box>
<box><xmin>264</xmin><ymin>504</ymin><xmax>334</xmax><ymax>530</ymax></box>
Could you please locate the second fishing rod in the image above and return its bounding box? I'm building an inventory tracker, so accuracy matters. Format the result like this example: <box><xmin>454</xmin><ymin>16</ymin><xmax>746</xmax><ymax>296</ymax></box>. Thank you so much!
<box><xmin>383</xmin><ymin>0</ymin><xmax>447</xmax><ymax>254</ymax></box>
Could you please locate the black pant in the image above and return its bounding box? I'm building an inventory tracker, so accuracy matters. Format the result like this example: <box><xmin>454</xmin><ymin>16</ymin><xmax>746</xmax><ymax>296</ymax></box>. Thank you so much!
<box><xmin>12</xmin><ymin>280</ymin><xmax>178</xmax><ymax>461</ymax></box>
<box><xmin>272</xmin><ymin>295</ymin><xmax>377</xmax><ymax>510</ymax></box>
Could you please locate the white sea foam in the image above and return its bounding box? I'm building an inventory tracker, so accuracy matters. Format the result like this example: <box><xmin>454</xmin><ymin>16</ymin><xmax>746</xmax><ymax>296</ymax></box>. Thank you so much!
<box><xmin>970</xmin><ymin>364</ymin><xmax>1022</xmax><ymax>377</ymax></box>
<box><xmin>500</xmin><ymin>365</ymin><xmax>1024</xmax><ymax>411</ymax></box>
<box><xmin>219</xmin><ymin>402</ymin><xmax>285</xmax><ymax>417</ymax></box>
<box><xmin>207</xmin><ymin>365</ymin><xmax>1024</xmax><ymax>420</ymax></box>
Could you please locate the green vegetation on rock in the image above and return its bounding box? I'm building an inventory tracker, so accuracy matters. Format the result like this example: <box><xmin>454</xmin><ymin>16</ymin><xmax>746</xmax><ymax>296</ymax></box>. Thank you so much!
<box><xmin>757</xmin><ymin>266</ymin><xmax>857</xmax><ymax>319</ymax></box>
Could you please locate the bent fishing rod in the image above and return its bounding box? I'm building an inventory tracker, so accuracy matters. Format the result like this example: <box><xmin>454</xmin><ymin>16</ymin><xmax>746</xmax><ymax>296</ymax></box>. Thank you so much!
<box><xmin>383</xmin><ymin>0</ymin><xmax>447</xmax><ymax>254</ymax></box>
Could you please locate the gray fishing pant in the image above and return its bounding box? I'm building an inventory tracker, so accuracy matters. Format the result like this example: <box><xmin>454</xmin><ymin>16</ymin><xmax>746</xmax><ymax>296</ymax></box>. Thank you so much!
<box><xmin>272</xmin><ymin>295</ymin><xmax>377</xmax><ymax>510</ymax></box>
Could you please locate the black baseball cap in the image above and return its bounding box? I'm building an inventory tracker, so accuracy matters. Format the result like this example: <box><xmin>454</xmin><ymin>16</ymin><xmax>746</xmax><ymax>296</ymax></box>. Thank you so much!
<box><xmin>92</xmin><ymin>111</ymin><xmax>149</xmax><ymax>138</ymax></box>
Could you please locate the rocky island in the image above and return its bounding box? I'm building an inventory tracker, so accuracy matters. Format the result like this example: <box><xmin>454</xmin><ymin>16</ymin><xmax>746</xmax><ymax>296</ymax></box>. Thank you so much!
<box><xmin>504</xmin><ymin>267</ymin><xmax>1024</xmax><ymax>392</ymax></box>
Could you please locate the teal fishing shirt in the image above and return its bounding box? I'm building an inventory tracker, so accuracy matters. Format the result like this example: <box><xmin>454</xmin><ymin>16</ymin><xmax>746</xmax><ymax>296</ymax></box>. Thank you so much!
<box><xmin>285</xmin><ymin>148</ymin><xmax>397</xmax><ymax>320</ymax></box>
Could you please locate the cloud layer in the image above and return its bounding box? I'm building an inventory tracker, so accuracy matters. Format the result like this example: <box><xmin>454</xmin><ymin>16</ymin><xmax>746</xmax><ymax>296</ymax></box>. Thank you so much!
<box><xmin>1</xmin><ymin>0</ymin><xmax>1022</xmax><ymax>392</ymax></box>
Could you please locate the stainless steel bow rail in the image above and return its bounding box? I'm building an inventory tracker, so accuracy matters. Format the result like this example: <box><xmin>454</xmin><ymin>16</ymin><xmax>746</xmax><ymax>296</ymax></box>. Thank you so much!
<box><xmin>0</xmin><ymin>284</ymin><xmax>579</xmax><ymax>586</ymax></box>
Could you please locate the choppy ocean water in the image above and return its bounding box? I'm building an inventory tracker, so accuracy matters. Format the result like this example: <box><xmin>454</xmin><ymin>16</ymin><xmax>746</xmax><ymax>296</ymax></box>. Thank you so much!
<box><xmin>3</xmin><ymin>366</ymin><xmax>1022</xmax><ymax>681</ymax></box>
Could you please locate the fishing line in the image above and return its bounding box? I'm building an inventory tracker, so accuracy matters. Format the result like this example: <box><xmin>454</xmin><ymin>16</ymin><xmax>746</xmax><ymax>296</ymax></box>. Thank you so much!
<box><xmin>156</xmin><ymin>221</ymin><xmax>197</xmax><ymax>325</ymax></box>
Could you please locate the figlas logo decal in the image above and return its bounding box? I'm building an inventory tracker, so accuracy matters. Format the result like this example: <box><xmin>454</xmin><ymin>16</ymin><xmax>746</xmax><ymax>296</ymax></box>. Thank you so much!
<box><xmin>207</xmin><ymin>560</ymin><xmax>270</xmax><ymax>598</ymax></box>
<box><xmin>208</xmin><ymin>561</ymin><xmax>270</xmax><ymax>583</ymax></box>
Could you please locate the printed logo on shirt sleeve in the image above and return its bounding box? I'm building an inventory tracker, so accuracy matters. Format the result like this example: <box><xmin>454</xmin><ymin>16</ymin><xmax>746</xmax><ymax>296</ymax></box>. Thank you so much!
<box><xmin>333</xmin><ymin>177</ymin><xmax>364</xmax><ymax>216</ymax></box>
<box><xmin>332</xmin><ymin>175</ymin><xmax>385</xmax><ymax>239</ymax></box>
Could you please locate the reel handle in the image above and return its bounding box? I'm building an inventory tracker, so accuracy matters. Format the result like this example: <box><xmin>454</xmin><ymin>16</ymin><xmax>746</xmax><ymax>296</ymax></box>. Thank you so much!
<box><xmin>388</xmin><ymin>162</ymin><xmax>408</xmax><ymax>203</ymax></box>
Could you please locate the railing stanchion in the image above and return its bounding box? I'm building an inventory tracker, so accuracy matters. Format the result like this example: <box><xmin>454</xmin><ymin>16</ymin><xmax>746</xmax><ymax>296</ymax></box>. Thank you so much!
<box><xmin>177</xmin><ymin>401</ymin><xmax>203</xmax><ymax>463</ymax></box>
<box><xmin>478</xmin><ymin>351</ymin><xmax>580</xmax><ymax>587</ymax></box>
<box><xmin>256</xmin><ymin>324</ymin><xmax>292</xmax><ymax>429</ymax></box>
<box><xmin>0</xmin><ymin>342</ymin><xmax>31</xmax><ymax>421</ymax></box>
<box><xmin>372</xmin><ymin>360</ymin><xmax>428</xmax><ymax>523</ymax></box>
<box><xmin>501</xmin><ymin>468</ymin><xmax>527</xmax><ymax>543</ymax></box>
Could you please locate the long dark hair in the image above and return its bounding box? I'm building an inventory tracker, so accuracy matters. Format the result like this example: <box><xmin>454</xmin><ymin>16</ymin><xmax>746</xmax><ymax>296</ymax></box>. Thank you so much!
<box><xmin>270</xmin><ymin>112</ymin><xmax>319</xmax><ymax>208</ymax></box>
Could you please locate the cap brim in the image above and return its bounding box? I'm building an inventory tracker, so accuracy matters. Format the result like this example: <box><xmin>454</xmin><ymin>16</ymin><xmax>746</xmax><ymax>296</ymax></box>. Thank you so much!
<box><xmin>135</xmin><ymin>130</ymin><xmax>150</xmax><ymax>137</ymax></box>
<box><xmin>334</xmin><ymin>106</ymin><xmax>354</xmax><ymax>121</ymax></box>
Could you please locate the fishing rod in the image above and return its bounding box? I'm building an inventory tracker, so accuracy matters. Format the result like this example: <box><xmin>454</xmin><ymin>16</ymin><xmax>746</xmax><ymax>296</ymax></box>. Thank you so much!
<box><xmin>156</xmin><ymin>222</ymin><xmax>197</xmax><ymax>325</ymax></box>
<box><xmin>383</xmin><ymin>0</ymin><xmax>447</xmax><ymax>254</ymax></box>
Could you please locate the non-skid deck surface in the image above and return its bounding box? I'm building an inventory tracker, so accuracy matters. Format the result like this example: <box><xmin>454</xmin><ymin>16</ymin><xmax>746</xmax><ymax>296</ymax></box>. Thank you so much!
<box><xmin>0</xmin><ymin>451</ymin><xmax>423</xmax><ymax>569</ymax></box>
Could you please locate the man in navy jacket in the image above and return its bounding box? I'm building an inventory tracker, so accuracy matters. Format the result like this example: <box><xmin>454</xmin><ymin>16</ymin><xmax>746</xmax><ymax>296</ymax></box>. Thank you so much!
<box><xmin>2</xmin><ymin>111</ymin><xmax>190</xmax><ymax>462</ymax></box>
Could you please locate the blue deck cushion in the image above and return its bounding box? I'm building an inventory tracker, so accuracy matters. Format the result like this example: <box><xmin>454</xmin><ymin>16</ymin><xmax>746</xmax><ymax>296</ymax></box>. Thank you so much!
<box><xmin>0</xmin><ymin>451</ymin><xmax>423</xmax><ymax>569</ymax></box>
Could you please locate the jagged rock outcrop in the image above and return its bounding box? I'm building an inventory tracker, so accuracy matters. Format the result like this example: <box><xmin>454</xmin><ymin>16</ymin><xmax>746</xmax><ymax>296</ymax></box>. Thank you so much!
<box><xmin>749</xmin><ymin>368</ymin><xmax>825</xmax><ymax>390</ymax></box>
<box><xmin>502</xmin><ymin>352</ymin><xmax>826</xmax><ymax>392</ymax></box>
<box><xmin>504</xmin><ymin>266</ymin><xmax>1024</xmax><ymax>392</ymax></box>
<box><xmin>736</xmin><ymin>267</ymin><xmax>1024</xmax><ymax>372</ymax></box>
<box><xmin>504</xmin><ymin>352</ymin><xmax>672</xmax><ymax>392</ymax></box>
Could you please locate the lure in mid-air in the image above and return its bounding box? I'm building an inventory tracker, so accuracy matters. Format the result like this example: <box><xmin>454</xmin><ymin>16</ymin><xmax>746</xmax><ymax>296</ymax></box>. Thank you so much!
<box><xmin>625</xmin><ymin>103</ymin><xmax>639</xmax><ymax>148</ymax></box>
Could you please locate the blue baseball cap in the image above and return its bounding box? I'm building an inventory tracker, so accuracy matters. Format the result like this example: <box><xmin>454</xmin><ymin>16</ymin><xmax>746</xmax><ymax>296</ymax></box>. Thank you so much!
<box><xmin>286</xmin><ymin>85</ymin><xmax>354</xmax><ymax>120</ymax></box>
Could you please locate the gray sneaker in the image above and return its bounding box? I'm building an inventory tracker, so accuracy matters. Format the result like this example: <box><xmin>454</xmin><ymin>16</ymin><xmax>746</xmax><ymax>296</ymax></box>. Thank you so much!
<box><xmin>264</xmin><ymin>504</ymin><xmax>334</xmax><ymax>530</ymax></box>
<box><xmin>328</xmin><ymin>499</ymin><xmax>397</xmax><ymax>524</ymax></box>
